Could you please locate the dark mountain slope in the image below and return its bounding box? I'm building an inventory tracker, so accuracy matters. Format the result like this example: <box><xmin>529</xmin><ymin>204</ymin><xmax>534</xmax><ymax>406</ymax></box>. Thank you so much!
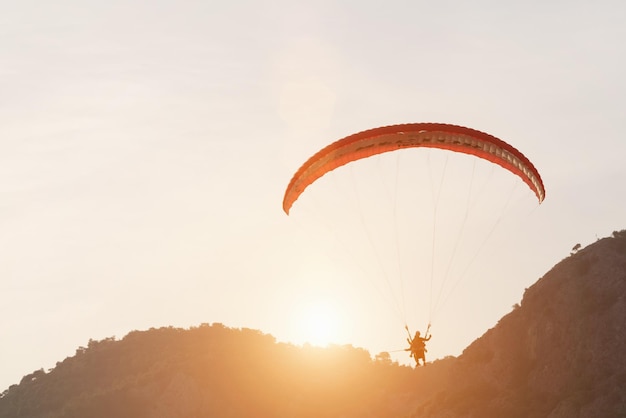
<box><xmin>414</xmin><ymin>230</ymin><xmax>626</xmax><ymax>418</ymax></box>
<box><xmin>0</xmin><ymin>324</ymin><xmax>449</xmax><ymax>418</ymax></box>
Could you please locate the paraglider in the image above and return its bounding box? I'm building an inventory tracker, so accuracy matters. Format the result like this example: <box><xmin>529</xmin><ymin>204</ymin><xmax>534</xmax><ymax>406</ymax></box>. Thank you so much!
<box><xmin>405</xmin><ymin>325</ymin><xmax>431</xmax><ymax>367</ymax></box>
<box><xmin>282</xmin><ymin>122</ymin><xmax>545</xmax><ymax>365</ymax></box>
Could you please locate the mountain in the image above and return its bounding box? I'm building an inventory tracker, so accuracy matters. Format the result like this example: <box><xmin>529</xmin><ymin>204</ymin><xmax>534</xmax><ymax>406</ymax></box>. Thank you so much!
<box><xmin>1</xmin><ymin>231</ymin><xmax>625</xmax><ymax>418</ymax></box>
<box><xmin>413</xmin><ymin>230</ymin><xmax>626</xmax><ymax>418</ymax></box>
<box><xmin>0</xmin><ymin>324</ymin><xmax>440</xmax><ymax>418</ymax></box>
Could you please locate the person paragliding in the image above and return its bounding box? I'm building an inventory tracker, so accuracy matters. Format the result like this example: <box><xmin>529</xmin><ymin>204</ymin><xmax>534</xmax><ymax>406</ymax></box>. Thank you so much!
<box><xmin>405</xmin><ymin>325</ymin><xmax>431</xmax><ymax>367</ymax></box>
<box><xmin>282</xmin><ymin>123</ymin><xmax>545</xmax><ymax>368</ymax></box>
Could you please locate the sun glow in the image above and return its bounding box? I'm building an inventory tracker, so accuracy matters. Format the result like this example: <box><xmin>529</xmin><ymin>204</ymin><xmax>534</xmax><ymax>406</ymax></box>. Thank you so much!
<box><xmin>298</xmin><ymin>302</ymin><xmax>342</xmax><ymax>347</ymax></box>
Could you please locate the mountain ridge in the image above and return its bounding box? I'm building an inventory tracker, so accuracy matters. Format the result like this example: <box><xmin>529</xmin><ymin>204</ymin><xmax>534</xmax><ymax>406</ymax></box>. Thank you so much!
<box><xmin>414</xmin><ymin>231</ymin><xmax>626</xmax><ymax>417</ymax></box>
<box><xmin>1</xmin><ymin>231</ymin><xmax>625</xmax><ymax>417</ymax></box>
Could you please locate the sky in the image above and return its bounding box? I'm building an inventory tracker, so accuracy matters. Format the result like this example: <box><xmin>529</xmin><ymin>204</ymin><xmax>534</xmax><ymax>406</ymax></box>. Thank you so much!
<box><xmin>1</xmin><ymin>0</ymin><xmax>625</xmax><ymax>391</ymax></box>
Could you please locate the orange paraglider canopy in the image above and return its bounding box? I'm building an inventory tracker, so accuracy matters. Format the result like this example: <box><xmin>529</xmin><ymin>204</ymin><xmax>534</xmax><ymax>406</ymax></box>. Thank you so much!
<box><xmin>283</xmin><ymin>123</ymin><xmax>545</xmax><ymax>214</ymax></box>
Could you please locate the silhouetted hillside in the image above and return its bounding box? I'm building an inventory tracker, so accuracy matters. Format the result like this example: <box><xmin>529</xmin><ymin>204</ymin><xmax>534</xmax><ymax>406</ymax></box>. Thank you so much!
<box><xmin>0</xmin><ymin>323</ymin><xmax>452</xmax><ymax>418</ymax></box>
<box><xmin>1</xmin><ymin>231</ymin><xmax>625</xmax><ymax>418</ymax></box>
<box><xmin>413</xmin><ymin>230</ymin><xmax>626</xmax><ymax>418</ymax></box>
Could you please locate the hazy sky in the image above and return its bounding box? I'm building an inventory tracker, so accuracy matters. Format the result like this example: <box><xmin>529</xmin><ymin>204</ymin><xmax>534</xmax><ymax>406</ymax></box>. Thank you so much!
<box><xmin>2</xmin><ymin>0</ymin><xmax>625</xmax><ymax>390</ymax></box>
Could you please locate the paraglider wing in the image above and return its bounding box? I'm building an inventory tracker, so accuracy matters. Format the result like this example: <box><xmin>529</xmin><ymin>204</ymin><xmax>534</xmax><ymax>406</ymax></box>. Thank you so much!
<box><xmin>282</xmin><ymin>123</ymin><xmax>545</xmax><ymax>214</ymax></box>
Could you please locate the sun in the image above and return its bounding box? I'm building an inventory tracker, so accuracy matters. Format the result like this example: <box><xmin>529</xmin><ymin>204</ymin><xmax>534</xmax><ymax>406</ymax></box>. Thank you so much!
<box><xmin>299</xmin><ymin>302</ymin><xmax>341</xmax><ymax>347</ymax></box>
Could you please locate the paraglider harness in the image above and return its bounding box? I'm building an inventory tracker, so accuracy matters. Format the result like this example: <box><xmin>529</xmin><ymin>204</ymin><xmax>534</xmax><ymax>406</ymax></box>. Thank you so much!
<box><xmin>405</xmin><ymin>324</ymin><xmax>431</xmax><ymax>361</ymax></box>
